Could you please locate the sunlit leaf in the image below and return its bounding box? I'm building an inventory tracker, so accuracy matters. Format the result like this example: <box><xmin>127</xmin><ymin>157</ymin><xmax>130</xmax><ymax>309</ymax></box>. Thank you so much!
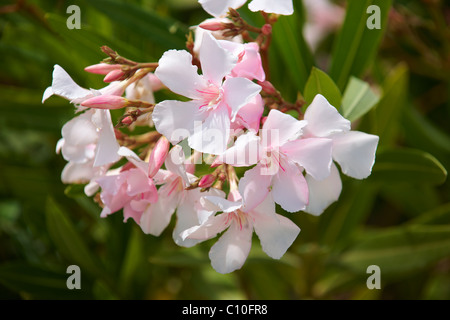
<box><xmin>304</xmin><ymin>67</ymin><xmax>342</xmax><ymax>109</ymax></box>
<box><xmin>341</xmin><ymin>77</ymin><xmax>379</xmax><ymax>122</ymax></box>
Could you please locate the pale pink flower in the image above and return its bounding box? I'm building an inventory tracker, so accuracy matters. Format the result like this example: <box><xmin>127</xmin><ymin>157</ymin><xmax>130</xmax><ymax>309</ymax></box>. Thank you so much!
<box><xmin>303</xmin><ymin>0</ymin><xmax>345</xmax><ymax>51</ymax></box>
<box><xmin>193</xmin><ymin>18</ymin><xmax>243</xmax><ymax>54</ymax></box>
<box><xmin>198</xmin><ymin>0</ymin><xmax>294</xmax><ymax>18</ymax></box>
<box><xmin>219</xmin><ymin>109</ymin><xmax>334</xmax><ymax>213</ymax></box>
<box><xmin>152</xmin><ymin>33</ymin><xmax>261</xmax><ymax>155</ymax></box>
<box><xmin>301</xmin><ymin>94</ymin><xmax>379</xmax><ymax>215</ymax></box>
<box><xmin>140</xmin><ymin>146</ymin><xmax>224</xmax><ymax>247</ymax></box>
<box><xmin>218</xmin><ymin>41</ymin><xmax>265</xmax><ymax>82</ymax></box>
<box><xmin>96</xmin><ymin>147</ymin><xmax>162</xmax><ymax>223</ymax></box>
<box><xmin>42</xmin><ymin>65</ymin><xmax>127</xmax><ymax>108</ymax></box>
<box><xmin>181</xmin><ymin>186</ymin><xmax>300</xmax><ymax>274</ymax></box>
<box><xmin>56</xmin><ymin>108</ymin><xmax>120</xmax><ymax>170</ymax></box>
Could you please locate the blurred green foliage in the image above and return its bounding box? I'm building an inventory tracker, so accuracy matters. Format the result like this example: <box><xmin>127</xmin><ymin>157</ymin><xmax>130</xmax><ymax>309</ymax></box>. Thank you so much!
<box><xmin>0</xmin><ymin>0</ymin><xmax>449</xmax><ymax>300</ymax></box>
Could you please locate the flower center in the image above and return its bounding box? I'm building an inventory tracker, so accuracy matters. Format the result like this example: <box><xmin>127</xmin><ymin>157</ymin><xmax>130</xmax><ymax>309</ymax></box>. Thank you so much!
<box><xmin>197</xmin><ymin>84</ymin><xmax>223</xmax><ymax>111</ymax></box>
<box><xmin>225</xmin><ymin>209</ymin><xmax>249</xmax><ymax>231</ymax></box>
<box><xmin>262</xmin><ymin>149</ymin><xmax>287</xmax><ymax>172</ymax></box>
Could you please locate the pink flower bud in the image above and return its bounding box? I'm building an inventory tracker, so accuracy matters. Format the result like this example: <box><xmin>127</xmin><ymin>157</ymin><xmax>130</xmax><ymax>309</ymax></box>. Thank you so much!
<box><xmin>199</xmin><ymin>20</ymin><xmax>226</xmax><ymax>31</ymax></box>
<box><xmin>261</xmin><ymin>24</ymin><xmax>272</xmax><ymax>35</ymax></box>
<box><xmin>84</xmin><ymin>63</ymin><xmax>121</xmax><ymax>75</ymax></box>
<box><xmin>258</xmin><ymin>81</ymin><xmax>278</xmax><ymax>96</ymax></box>
<box><xmin>198</xmin><ymin>174</ymin><xmax>216</xmax><ymax>189</ymax></box>
<box><xmin>121</xmin><ymin>116</ymin><xmax>133</xmax><ymax>126</ymax></box>
<box><xmin>148</xmin><ymin>136</ymin><xmax>170</xmax><ymax>177</ymax></box>
<box><xmin>81</xmin><ymin>95</ymin><xmax>129</xmax><ymax>109</ymax></box>
<box><xmin>104</xmin><ymin>69</ymin><xmax>125</xmax><ymax>83</ymax></box>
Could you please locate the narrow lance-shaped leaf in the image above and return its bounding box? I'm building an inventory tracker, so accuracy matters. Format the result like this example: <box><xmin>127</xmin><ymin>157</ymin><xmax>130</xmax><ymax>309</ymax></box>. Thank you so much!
<box><xmin>372</xmin><ymin>63</ymin><xmax>409</xmax><ymax>146</ymax></box>
<box><xmin>340</xmin><ymin>225</ymin><xmax>450</xmax><ymax>276</ymax></box>
<box><xmin>370</xmin><ymin>148</ymin><xmax>448</xmax><ymax>185</ymax></box>
<box><xmin>45</xmin><ymin>197</ymin><xmax>104</xmax><ymax>279</ymax></box>
<box><xmin>330</xmin><ymin>0</ymin><xmax>392</xmax><ymax>90</ymax></box>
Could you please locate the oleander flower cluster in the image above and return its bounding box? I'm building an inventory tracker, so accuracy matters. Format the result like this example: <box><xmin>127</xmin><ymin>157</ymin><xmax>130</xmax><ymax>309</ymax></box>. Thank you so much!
<box><xmin>43</xmin><ymin>1</ymin><xmax>379</xmax><ymax>274</ymax></box>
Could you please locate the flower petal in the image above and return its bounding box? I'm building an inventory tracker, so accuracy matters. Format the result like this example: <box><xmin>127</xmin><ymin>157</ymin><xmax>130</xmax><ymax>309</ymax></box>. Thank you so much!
<box><xmin>45</xmin><ymin>65</ymin><xmax>92</xmax><ymax>103</ymax></box>
<box><xmin>304</xmin><ymin>94</ymin><xmax>350</xmax><ymax>137</ymax></box>
<box><xmin>248</xmin><ymin>0</ymin><xmax>294</xmax><ymax>15</ymax></box>
<box><xmin>220</xmin><ymin>131</ymin><xmax>261</xmax><ymax>167</ymax></box>
<box><xmin>232</xmin><ymin>42</ymin><xmax>266</xmax><ymax>81</ymax></box>
<box><xmin>173</xmin><ymin>190</ymin><xmax>214</xmax><ymax>248</ymax></box>
<box><xmin>140</xmin><ymin>182</ymin><xmax>180</xmax><ymax>236</ymax></box>
<box><xmin>93</xmin><ymin>110</ymin><xmax>121</xmax><ymax>167</ymax></box>
<box><xmin>165</xmin><ymin>145</ymin><xmax>191</xmax><ymax>187</ymax></box>
<box><xmin>198</xmin><ymin>0</ymin><xmax>247</xmax><ymax>18</ymax></box>
<box><xmin>200</xmin><ymin>32</ymin><xmax>237</xmax><ymax>87</ymax></box>
<box><xmin>155</xmin><ymin>50</ymin><xmax>208</xmax><ymax>100</ymax></box>
<box><xmin>262</xmin><ymin>109</ymin><xmax>307</xmax><ymax>148</ymax></box>
<box><xmin>61</xmin><ymin>161</ymin><xmax>96</xmax><ymax>184</ymax></box>
<box><xmin>281</xmin><ymin>138</ymin><xmax>333</xmax><ymax>181</ymax></box>
<box><xmin>232</xmin><ymin>94</ymin><xmax>264</xmax><ymax>132</ymax></box>
<box><xmin>222</xmin><ymin>77</ymin><xmax>261</xmax><ymax>121</ymax></box>
<box><xmin>152</xmin><ymin>100</ymin><xmax>204</xmax><ymax>145</ymax></box>
<box><xmin>332</xmin><ymin>131</ymin><xmax>379</xmax><ymax>179</ymax></box>
<box><xmin>118</xmin><ymin>147</ymin><xmax>149</xmax><ymax>174</ymax></box>
<box><xmin>305</xmin><ymin>163</ymin><xmax>342</xmax><ymax>216</ymax></box>
<box><xmin>253</xmin><ymin>198</ymin><xmax>300</xmax><ymax>259</ymax></box>
<box><xmin>188</xmin><ymin>103</ymin><xmax>230</xmax><ymax>155</ymax></box>
<box><xmin>181</xmin><ymin>212</ymin><xmax>230</xmax><ymax>241</ymax></box>
<box><xmin>272</xmin><ymin>161</ymin><xmax>309</xmax><ymax>213</ymax></box>
<box><xmin>238</xmin><ymin>165</ymin><xmax>272</xmax><ymax>212</ymax></box>
<box><xmin>209</xmin><ymin>222</ymin><xmax>253</xmax><ymax>274</ymax></box>
<box><xmin>203</xmin><ymin>196</ymin><xmax>243</xmax><ymax>213</ymax></box>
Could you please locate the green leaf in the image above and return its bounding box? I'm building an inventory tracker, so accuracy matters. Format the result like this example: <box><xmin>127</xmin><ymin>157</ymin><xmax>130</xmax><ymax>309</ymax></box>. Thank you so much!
<box><xmin>340</xmin><ymin>225</ymin><xmax>450</xmax><ymax>276</ymax></box>
<box><xmin>403</xmin><ymin>105</ymin><xmax>450</xmax><ymax>170</ymax></box>
<box><xmin>319</xmin><ymin>182</ymin><xmax>377</xmax><ymax>247</ymax></box>
<box><xmin>330</xmin><ymin>0</ymin><xmax>392</xmax><ymax>90</ymax></box>
<box><xmin>304</xmin><ymin>67</ymin><xmax>342</xmax><ymax>109</ymax></box>
<box><xmin>372</xmin><ymin>63</ymin><xmax>409</xmax><ymax>146</ymax></box>
<box><xmin>341</xmin><ymin>77</ymin><xmax>380</xmax><ymax>122</ymax></box>
<box><xmin>0</xmin><ymin>263</ymin><xmax>89</xmax><ymax>299</ymax></box>
<box><xmin>46</xmin><ymin>14</ymin><xmax>140</xmax><ymax>68</ymax></box>
<box><xmin>408</xmin><ymin>203</ymin><xmax>450</xmax><ymax>226</ymax></box>
<box><xmin>371</xmin><ymin>148</ymin><xmax>447</xmax><ymax>185</ymax></box>
<box><xmin>84</xmin><ymin>0</ymin><xmax>187</xmax><ymax>51</ymax></box>
<box><xmin>148</xmin><ymin>247</ymin><xmax>210</xmax><ymax>267</ymax></box>
<box><xmin>272</xmin><ymin>2</ymin><xmax>314</xmax><ymax>94</ymax></box>
<box><xmin>45</xmin><ymin>197</ymin><xmax>104</xmax><ymax>279</ymax></box>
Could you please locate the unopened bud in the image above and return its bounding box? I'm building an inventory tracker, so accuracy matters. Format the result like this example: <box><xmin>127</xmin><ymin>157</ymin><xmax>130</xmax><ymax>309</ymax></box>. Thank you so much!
<box><xmin>199</xmin><ymin>20</ymin><xmax>226</xmax><ymax>31</ymax></box>
<box><xmin>104</xmin><ymin>69</ymin><xmax>126</xmax><ymax>83</ymax></box>
<box><xmin>198</xmin><ymin>174</ymin><xmax>216</xmax><ymax>189</ymax></box>
<box><xmin>261</xmin><ymin>24</ymin><xmax>272</xmax><ymax>35</ymax></box>
<box><xmin>258</xmin><ymin>80</ymin><xmax>278</xmax><ymax>96</ymax></box>
<box><xmin>85</xmin><ymin>63</ymin><xmax>121</xmax><ymax>75</ymax></box>
<box><xmin>148</xmin><ymin>136</ymin><xmax>170</xmax><ymax>177</ymax></box>
<box><xmin>121</xmin><ymin>116</ymin><xmax>133</xmax><ymax>126</ymax></box>
<box><xmin>81</xmin><ymin>95</ymin><xmax>129</xmax><ymax>109</ymax></box>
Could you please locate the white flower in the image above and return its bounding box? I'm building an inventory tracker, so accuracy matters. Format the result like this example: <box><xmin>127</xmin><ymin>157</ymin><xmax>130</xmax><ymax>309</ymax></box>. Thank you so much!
<box><xmin>198</xmin><ymin>0</ymin><xmax>294</xmax><ymax>18</ymax></box>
